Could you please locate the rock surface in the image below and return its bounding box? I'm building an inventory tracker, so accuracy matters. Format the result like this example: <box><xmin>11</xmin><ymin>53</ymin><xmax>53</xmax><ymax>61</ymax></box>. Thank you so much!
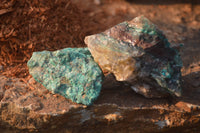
<box><xmin>27</xmin><ymin>48</ymin><xmax>103</xmax><ymax>105</ymax></box>
<box><xmin>0</xmin><ymin>74</ymin><xmax>200</xmax><ymax>132</ymax></box>
<box><xmin>85</xmin><ymin>16</ymin><xmax>182</xmax><ymax>98</ymax></box>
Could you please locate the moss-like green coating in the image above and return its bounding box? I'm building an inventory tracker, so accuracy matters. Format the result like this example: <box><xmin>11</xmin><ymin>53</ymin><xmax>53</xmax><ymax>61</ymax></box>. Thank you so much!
<box><xmin>27</xmin><ymin>48</ymin><xmax>104</xmax><ymax>105</ymax></box>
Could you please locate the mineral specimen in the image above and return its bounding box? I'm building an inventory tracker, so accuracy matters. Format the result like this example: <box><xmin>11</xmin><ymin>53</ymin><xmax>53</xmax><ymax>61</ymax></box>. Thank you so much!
<box><xmin>27</xmin><ymin>48</ymin><xmax>104</xmax><ymax>105</ymax></box>
<box><xmin>85</xmin><ymin>16</ymin><xmax>182</xmax><ymax>98</ymax></box>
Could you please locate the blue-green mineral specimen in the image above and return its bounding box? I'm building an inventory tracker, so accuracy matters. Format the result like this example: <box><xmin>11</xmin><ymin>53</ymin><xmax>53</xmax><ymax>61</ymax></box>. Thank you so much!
<box><xmin>85</xmin><ymin>16</ymin><xmax>182</xmax><ymax>98</ymax></box>
<box><xmin>27</xmin><ymin>48</ymin><xmax>103</xmax><ymax>105</ymax></box>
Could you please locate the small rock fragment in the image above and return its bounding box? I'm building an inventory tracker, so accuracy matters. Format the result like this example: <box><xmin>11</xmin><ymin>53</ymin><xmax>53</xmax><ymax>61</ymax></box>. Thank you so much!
<box><xmin>85</xmin><ymin>16</ymin><xmax>182</xmax><ymax>98</ymax></box>
<box><xmin>27</xmin><ymin>48</ymin><xmax>104</xmax><ymax>105</ymax></box>
<box><xmin>94</xmin><ymin>0</ymin><xmax>101</xmax><ymax>5</ymax></box>
<box><xmin>0</xmin><ymin>65</ymin><xmax>4</xmax><ymax>71</ymax></box>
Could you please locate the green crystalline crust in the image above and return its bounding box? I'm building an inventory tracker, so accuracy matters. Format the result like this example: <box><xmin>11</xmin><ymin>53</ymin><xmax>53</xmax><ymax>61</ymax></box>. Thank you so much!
<box><xmin>27</xmin><ymin>48</ymin><xmax>103</xmax><ymax>105</ymax></box>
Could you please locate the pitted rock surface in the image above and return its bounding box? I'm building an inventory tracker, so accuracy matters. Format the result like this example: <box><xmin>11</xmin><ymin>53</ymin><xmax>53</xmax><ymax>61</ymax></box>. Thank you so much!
<box><xmin>0</xmin><ymin>75</ymin><xmax>200</xmax><ymax>132</ymax></box>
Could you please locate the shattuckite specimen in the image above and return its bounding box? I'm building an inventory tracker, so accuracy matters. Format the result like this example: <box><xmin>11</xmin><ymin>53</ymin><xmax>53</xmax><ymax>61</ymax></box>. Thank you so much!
<box><xmin>27</xmin><ymin>48</ymin><xmax>104</xmax><ymax>105</ymax></box>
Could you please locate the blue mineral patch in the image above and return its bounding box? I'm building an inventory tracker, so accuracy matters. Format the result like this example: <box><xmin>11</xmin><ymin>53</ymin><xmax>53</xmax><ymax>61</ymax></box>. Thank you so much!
<box><xmin>27</xmin><ymin>48</ymin><xmax>104</xmax><ymax>105</ymax></box>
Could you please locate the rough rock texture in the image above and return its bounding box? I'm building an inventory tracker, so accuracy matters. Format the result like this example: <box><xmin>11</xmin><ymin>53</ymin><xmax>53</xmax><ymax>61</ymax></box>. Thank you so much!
<box><xmin>27</xmin><ymin>48</ymin><xmax>103</xmax><ymax>105</ymax></box>
<box><xmin>85</xmin><ymin>16</ymin><xmax>182</xmax><ymax>98</ymax></box>
<box><xmin>0</xmin><ymin>75</ymin><xmax>200</xmax><ymax>133</ymax></box>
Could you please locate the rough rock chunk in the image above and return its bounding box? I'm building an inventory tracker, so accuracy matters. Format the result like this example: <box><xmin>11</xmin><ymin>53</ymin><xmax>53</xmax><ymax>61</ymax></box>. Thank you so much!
<box><xmin>27</xmin><ymin>48</ymin><xmax>103</xmax><ymax>105</ymax></box>
<box><xmin>85</xmin><ymin>16</ymin><xmax>182</xmax><ymax>98</ymax></box>
<box><xmin>0</xmin><ymin>75</ymin><xmax>200</xmax><ymax>132</ymax></box>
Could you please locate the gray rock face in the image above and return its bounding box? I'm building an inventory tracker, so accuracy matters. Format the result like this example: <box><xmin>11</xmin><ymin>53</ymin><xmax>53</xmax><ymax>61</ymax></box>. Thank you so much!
<box><xmin>85</xmin><ymin>16</ymin><xmax>182</xmax><ymax>98</ymax></box>
<box><xmin>27</xmin><ymin>48</ymin><xmax>104</xmax><ymax>105</ymax></box>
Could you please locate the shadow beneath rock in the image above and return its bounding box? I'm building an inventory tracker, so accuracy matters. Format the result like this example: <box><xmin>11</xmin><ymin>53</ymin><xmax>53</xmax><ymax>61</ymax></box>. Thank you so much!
<box><xmin>95</xmin><ymin>74</ymin><xmax>176</xmax><ymax>108</ymax></box>
<box><xmin>181</xmin><ymin>30</ymin><xmax>200</xmax><ymax>69</ymax></box>
<box><xmin>95</xmin><ymin>70</ymin><xmax>200</xmax><ymax>110</ymax></box>
<box><xmin>178</xmin><ymin>71</ymin><xmax>200</xmax><ymax>105</ymax></box>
